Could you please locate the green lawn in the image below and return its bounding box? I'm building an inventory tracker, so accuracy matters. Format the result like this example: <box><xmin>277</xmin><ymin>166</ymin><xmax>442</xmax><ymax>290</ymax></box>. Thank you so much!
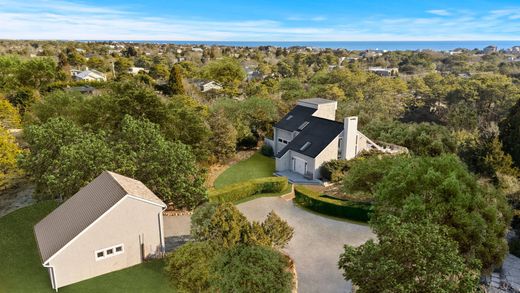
<box><xmin>0</xmin><ymin>202</ymin><xmax>173</xmax><ymax>293</ymax></box>
<box><xmin>214</xmin><ymin>152</ymin><xmax>275</xmax><ymax>188</ymax></box>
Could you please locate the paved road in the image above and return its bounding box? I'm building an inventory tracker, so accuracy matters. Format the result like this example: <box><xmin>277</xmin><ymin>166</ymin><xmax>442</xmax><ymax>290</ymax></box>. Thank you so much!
<box><xmin>163</xmin><ymin>197</ymin><xmax>375</xmax><ymax>293</ymax></box>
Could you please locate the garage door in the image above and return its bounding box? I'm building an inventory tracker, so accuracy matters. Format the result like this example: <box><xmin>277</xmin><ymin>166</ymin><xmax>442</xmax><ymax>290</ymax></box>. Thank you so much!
<box><xmin>293</xmin><ymin>157</ymin><xmax>307</xmax><ymax>175</ymax></box>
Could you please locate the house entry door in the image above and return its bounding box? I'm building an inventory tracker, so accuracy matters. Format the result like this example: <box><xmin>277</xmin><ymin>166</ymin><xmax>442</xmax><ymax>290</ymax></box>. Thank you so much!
<box><xmin>293</xmin><ymin>157</ymin><xmax>307</xmax><ymax>175</ymax></box>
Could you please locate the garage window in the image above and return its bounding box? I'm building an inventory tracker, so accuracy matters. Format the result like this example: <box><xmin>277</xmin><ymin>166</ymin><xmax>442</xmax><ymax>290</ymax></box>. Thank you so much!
<box><xmin>95</xmin><ymin>244</ymin><xmax>124</xmax><ymax>261</ymax></box>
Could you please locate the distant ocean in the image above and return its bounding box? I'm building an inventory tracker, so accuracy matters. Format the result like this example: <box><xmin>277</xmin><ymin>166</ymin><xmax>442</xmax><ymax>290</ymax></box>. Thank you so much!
<box><xmin>93</xmin><ymin>40</ymin><xmax>520</xmax><ymax>51</ymax></box>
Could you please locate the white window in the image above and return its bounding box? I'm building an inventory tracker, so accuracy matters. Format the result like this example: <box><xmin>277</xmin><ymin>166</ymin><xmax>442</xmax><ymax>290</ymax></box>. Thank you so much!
<box><xmin>95</xmin><ymin>244</ymin><xmax>124</xmax><ymax>261</ymax></box>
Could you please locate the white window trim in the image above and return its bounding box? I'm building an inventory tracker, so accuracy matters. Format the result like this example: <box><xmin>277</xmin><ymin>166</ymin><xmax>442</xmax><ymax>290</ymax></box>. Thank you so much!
<box><xmin>95</xmin><ymin>244</ymin><xmax>124</xmax><ymax>261</ymax></box>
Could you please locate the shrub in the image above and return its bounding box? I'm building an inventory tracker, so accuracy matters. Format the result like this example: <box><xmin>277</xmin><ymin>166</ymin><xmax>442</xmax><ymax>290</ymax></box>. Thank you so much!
<box><xmin>211</xmin><ymin>245</ymin><xmax>293</xmax><ymax>293</ymax></box>
<box><xmin>165</xmin><ymin>241</ymin><xmax>218</xmax><ymax>292</ymax></box>
<box><xmin>321</xmin><ymin>159</ymin><xmax>350</xmax><ymax>182</ymax></box>
<box><xmin>190</xmin><ymin>202</ymin><xmax>218</xmax><ymax>241</ymax></box>
<box><xmin>208</xmin><ymin>203</ymin><xmax>249</xmax><ymax>248</ymax></box>
<box><xmin>261</xmin><ymin>143</ymin><xmax>274</xmax><ymax>157</ymax></box>
<box><xmin>208</xmin><ymin>177</ymin><xmax>288</xmax><ymax>203</ymax></box>
<box><xmin>294</xmin><ymin>185</ymin><xmax>372</xmax><ymax>222</ymax></box>
<box><xmin>262</xmin><ymin>211</ymin><xmax>294</xmax><ymax>249</ymax></box>
<box><xmin>342</xmin><ymin>155</ymin><xmax>401</xmax><ymax>196</ymax></box>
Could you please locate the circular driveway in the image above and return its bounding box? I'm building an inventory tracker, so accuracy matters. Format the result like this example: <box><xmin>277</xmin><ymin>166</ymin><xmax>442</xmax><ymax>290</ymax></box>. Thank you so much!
<box><xmin>163</xmin><ymin>196</ymin><xmax>375</xmax><ymax>293</ymax></box>
<box><xmin>237</xmin><ymin>197</ymin><xmax>375</xmax><ymax>293</ymax></box>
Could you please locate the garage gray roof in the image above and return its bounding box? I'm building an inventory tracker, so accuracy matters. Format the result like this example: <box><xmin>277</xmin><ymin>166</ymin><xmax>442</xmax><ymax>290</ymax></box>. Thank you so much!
<box><xmin>34</xmin><ymin>171</ymin><xmax>165</xmax><ymax>263</ymax></box>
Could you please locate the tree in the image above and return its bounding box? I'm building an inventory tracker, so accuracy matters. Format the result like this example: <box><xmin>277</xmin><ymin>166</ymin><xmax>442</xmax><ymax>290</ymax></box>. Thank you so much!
<box><xmin>17</xmin><ymin>57</ymin><xmax>58</xmax><ymax>90</ymax></box>
<box><xmin>339</xmin><ymin>216</ymin><xmax>479</xmax><ymax>293</ymax></box>
<box><xmin>190</xmin><ymin>202</ymin><xmax>218</xmax><ymax>241</ymax></box>
<box><xmin>363</xmin><ymin>120</ymin><xmax>457</xmax><ymax>156</ymax></box>
<box><xmin>113</xmin><ymin>116</ymin><xmax>207</xmax><ymax>209</ymax></box>
<box><xmin>211</xmin><ymin>245</ymin><xmax>293</xmax><ymax>293</ymax></box>
<box><xmin>7</xmin><ymin>87</ymin><xmax>38</xmax><ymax>114</ymax></box>
<box><xmin>0</xmin><ymin>126</ymin><xmax>21</xmax><ymax>185</ymax></box>
<box><xmin>20</xmin><ymin>117</ymin><xmax>111</xmax><ymax>199</ymax></box>
<box><xmin>208</xmin><ymin>110</ymin><xmax>237</xmax><ymax>162</ymax></box>
<box><xmin>165</xmin><ymin>241</ymin><xmax>218</xmax><ymax>292</ymax></box>
<box><xmin>114</xmin><ymin>57</ymin><xmax>133</xmax><ymax>76</ymax></box>
<box><xmin>0</xmin><ymin>97</ymin><xmax>21</xmax><ymax>129</ymax></box>
<box><xmin>202</xmin><ymin>58</ymin><xmax>246</xmax><ymax>95</ymax></box>
<box><xmin>208</xmin><ymin>203</ymin><xmax>249</xmax><ymax>248</ymax></box>
<box><xmin>167</xmin><ymin>65</ymin><xmax>185</xmax><ymax>95</ymax></box>
<box><xmin>500</xmin><ymin>99</ymin><xmax>520</xmax><ymax>167</ymax></box>
<box><xmin>261</xmin><ymin>211</ymin><xmax>294</xmax><ymax>249</ymax></box>
<box><xmin>372</xmin><ymin>155</ymin><xmax>511</xmax><ymax>272</ymax></box>
<box><xmin>342</xmin><ymin>155</ymin><xmax>401</xmax><ymax>196</ymax></box>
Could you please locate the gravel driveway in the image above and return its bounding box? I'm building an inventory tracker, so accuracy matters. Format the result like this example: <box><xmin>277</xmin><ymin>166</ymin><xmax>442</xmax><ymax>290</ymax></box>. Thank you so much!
<box><xmin>163</xmin><ymin>196</ymin><xmax>375</xmax><ymax>293</ymax></box>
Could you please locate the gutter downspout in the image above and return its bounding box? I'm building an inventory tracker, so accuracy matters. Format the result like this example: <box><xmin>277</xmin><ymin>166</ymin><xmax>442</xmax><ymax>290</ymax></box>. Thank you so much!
<box><xmin>43</xmin><ymin>262</ymin><xmax>58</xmax><ymax>292</ymax></box>
<box><xmin>159</xmin><ymin>205</ymin><xmax>167</xmax><ymax>255</ymax></box>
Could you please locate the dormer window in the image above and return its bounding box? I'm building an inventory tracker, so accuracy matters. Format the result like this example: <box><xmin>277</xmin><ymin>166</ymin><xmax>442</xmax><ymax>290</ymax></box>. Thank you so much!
<box><xmin>298</xmin><ymin>121</ymin><xmax>310</xmax><ymax>131</ymax></box>
<box><xmin>300</xmin><ymin>142</ymin><xmax>311</xmax><ymax>151</ymax></box>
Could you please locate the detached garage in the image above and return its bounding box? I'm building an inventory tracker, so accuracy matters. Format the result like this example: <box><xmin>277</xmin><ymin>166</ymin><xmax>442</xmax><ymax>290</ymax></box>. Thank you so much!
<box><xmin>34</xmin><ymin>171</ymin><xmax>166</xmax><ymax>291</ymax></box>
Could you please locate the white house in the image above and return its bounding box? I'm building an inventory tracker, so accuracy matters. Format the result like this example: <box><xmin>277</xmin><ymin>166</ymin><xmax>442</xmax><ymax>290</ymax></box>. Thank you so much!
<box><xmin>127</xmin><ymin>67</ymin><xmax>148</xmax><ymax>75</ymax></box>
<box><xmin>274</xmin><ymin>98</ymin><xmax>398</xmax><ymax>182</ymax></box>
<box><xmin>368</xmin><ymin>67</ymin><xmax>399</xmax><ymax>77</ymax></box>
<box><xmin>71</xmin><ymin>68</ymin><xmax>107</xmax><ymax>82</ymax></box>
<box><xmin>199</xmin><ymin>80</ymin><xmax>223</xmax><ymax>92</ymax></box>
<box><xmin>34</xmin><ymin>171</ymin><xmax>166</xmax><ymax>290</ymax></box>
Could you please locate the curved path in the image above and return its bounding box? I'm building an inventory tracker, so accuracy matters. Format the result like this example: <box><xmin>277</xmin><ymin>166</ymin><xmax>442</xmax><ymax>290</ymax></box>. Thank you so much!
<box><xmin>163</xmin><ymin>196</ymin><xmax>375</xmax><ymax>293</ymax></box>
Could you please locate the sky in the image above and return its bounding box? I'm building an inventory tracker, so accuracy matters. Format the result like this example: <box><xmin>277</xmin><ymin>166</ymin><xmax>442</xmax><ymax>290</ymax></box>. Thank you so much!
<box><xmin>1</xmin><ymin>0</ymin><xmax>520</xmax><ymax>41</ymax></box>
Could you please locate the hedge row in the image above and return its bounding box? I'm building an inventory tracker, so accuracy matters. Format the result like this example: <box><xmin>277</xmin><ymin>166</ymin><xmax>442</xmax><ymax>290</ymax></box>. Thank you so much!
<box><xmin>294</xmin><ymin>186</ymin><xmax>372</xmax><ymax>222</ymax></box>
<box><xmin>209</xmin><ymin>177</ymin><xmax>289</xmax><ymax>203</ymax></box>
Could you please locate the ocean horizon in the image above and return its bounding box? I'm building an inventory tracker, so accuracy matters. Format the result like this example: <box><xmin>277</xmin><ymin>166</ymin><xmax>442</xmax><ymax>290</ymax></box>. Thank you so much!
<box><xmin>81</xmin><ymin>40</ymin><xmax>520</xmax><ymax>51</ymax></box>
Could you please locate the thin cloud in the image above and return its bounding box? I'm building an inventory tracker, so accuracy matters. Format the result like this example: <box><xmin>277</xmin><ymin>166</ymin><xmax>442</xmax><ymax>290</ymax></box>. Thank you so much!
<box><xmin>0</xmin><ymin>0</ymin><xmax>520</xmax><ymax>41</ymax></box>
<box><xmin>427</xmin><ymin>9</ymin><xmax>451</xmax><ymax>16</ymax></box>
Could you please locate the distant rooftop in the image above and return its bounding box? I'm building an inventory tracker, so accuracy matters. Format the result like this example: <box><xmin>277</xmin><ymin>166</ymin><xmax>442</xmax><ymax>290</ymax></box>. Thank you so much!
<box><xmin>299</xmin><ymin>98</ymin><xmax>337</xmax><ymax>105</ymax></box>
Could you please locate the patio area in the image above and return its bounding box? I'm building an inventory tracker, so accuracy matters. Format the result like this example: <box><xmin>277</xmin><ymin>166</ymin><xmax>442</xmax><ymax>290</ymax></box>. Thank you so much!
<box><xmin>275</xmin><ymin>170</ymin><xmax>323</xmax><ymax>185</ymax></box>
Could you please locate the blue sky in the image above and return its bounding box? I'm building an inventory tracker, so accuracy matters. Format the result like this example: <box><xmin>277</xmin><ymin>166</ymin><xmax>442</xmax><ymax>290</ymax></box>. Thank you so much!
<box><xmin>1</xmin><ymin>0</ymin><xmax>520</xmax><ymax>40</ymax></box>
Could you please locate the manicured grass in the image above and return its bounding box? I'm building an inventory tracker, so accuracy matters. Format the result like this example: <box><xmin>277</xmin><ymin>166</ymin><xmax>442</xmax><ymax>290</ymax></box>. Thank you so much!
<box><xmin>214</xmin><ymin>152</ymin><xmax>275</xmax><ymax>188</ymax></box>
<box><xmin>0</xmin><ymin>202</ymin><xmax>173</xmax><ymax>293</ymax></box>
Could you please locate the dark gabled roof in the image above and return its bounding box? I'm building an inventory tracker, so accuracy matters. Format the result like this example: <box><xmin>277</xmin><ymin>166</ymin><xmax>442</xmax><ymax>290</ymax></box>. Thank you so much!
<box><xmin>276</xmin><ymin>117</ymin><xmax>344</xmax><ymax>158</ymax></box>
<box><xmin>274</xmin><ymin>105</ymin><xmax>317</xmax><ymax>132</ymax></box>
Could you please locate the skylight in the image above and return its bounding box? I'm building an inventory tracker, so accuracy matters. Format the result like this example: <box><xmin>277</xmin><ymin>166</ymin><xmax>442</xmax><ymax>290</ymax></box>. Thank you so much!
<box><xmin>286</xmin><ymin>115</ymin><xmax>293</xmax><ymax>121</ymax></box>
<box><xmin>298</xmin><ymin>121</ymin><xmax>310</xmax><ymax>130</ymax></box>
<box><xmin>300</xmin><ymin>142</ymin><xmax>311</xmax><ymax>151</ymax></box>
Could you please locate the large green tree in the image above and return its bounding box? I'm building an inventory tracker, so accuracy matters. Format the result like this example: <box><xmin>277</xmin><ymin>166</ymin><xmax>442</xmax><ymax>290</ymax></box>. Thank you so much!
<box><xmin>500</xmin><ymin>99</ymin><xmax>520</xmax><ymax>168</ymax></box>
<box><xmin>167</xmin><ymin>65</ymin><xmax>185</xmax><ymax>95</ymax></box>
<box><xmin>372</xmin><ymin>155</ymin><xmax>511</xmax><ymax>272</ymax></box>
<box><xmin>339</xmin><ymin>216</ymin><xmax>479</xmax><ymax>293</ymax></box>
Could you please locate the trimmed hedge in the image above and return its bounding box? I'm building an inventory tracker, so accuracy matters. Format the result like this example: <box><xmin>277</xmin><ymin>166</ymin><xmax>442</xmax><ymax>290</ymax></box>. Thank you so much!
<box><xmin>209</xmin><ymin>177</ymin><xmax>289</xmax><ymax>203</ymax></box>
<box><xmin>294</xmin><ymin>186</ymin><xmax>372</xmax><ymax>222</ymax></box>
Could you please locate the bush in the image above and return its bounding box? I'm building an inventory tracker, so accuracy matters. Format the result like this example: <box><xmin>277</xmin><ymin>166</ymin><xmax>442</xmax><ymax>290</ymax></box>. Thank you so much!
<box><xmin>294</xmin><ymin>186</ymin><xmax>372</xmax><ymax>222</ymax></box>
<box><xmin>261</xmin><ymin>143</ymin><xmax>274</xmax><ymax>157</ymax></box>
<box><xmin>190</xmin><ymin>202</ymin><xmax>218</xmax><ymax>241</ymax></box>
<box><xmin>208</xmin><ymin>177</ymin><xmax>288</xmax><ymax>203</ymax></box>
<box><xmin>342</xmin><ymin>155</ymin><xmax>401</xmax><ymax>196</ymax></box>
<box><xmin>211</xmin><ymin>245</ymin><xmax>293</xmax><ymax>293</ymax></box>
<box><xmin>165</xmin><ymin>241</ymin><xmax>218</xmax><ymax>292</ymax></box>
<box><xmin>320</xmin><ymin>159</ymin><xmax>350</xmax><ymax>182</ymax></box>
<box><xmin>262</xmin><ymin>211</ymin><xmax>294</xmax><ymax>249</ymax></box>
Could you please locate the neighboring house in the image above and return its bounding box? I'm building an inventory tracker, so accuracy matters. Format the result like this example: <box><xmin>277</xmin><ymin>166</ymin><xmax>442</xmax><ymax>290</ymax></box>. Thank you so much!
<box><xmin>65</xmin><ymin>85</ymin><xmax>98</xmax><ymax>95</ymax></box>
<box><xmin>34</xmin><ymin>171</ymin><xmax>166</xmax><ymax>291</ymax></box>
<box><xmin>71</xmin><ymin>68</ymin><xmax>107</xmax><ymax>82</ymax></box>
<box><xmin>368</xmin><ymin>67</ymin><xmax>399</xmax><ymax>77</ymax></box>
<box><xmin>244</xmin><ymin>65</ymin><xmax>263</xmax><ymax>81</ymax></box>
<box><xmin>273</xmin><ymin>98</ymin><xmax>397</xmax><ymax>182</ymax></box>
<box><xmin>483</xmin><ymin>45</ymin><xmax>498</xmax><ymax>54</ymax></box>
<box><xmin>127</xmin><ymin>67</ymin><xmax>148</xmax><ymax>75</ymax></box>
<box><xmin>197</xmin><ymin>80</ymin><xmax>223</xmax><ymax>92</ymax></box>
